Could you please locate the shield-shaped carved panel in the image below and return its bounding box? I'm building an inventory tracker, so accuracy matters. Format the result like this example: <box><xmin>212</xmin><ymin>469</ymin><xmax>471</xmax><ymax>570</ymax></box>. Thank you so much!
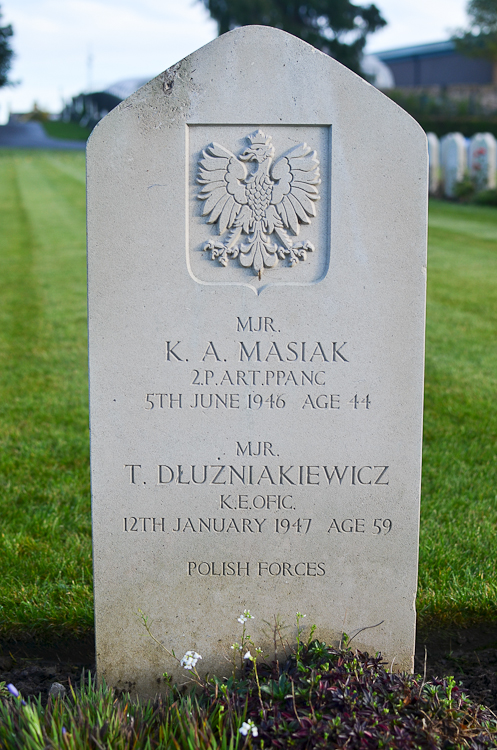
<box><xmin>187</xmin><ymin>124</ymin><xmax>331</xmax><ymax>294</ymax></box>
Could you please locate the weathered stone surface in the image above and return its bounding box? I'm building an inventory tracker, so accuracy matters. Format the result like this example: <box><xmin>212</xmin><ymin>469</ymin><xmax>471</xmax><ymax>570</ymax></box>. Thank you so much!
<box><xmin>469</xmin><ymin>132</ymin><xmax>496</xmax><ymax>192</ymax></box>
<box><xmin>87</xmin><ymin>26</ymin><xmax>427</xmax><ymax>697</ymax></box>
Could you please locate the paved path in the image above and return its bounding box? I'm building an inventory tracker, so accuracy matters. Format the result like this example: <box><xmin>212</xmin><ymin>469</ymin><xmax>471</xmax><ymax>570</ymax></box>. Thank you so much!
<box><xmin>0</xmin><ymin>119</ymin><xmax>86</xmax><ymax>150</ymax></box>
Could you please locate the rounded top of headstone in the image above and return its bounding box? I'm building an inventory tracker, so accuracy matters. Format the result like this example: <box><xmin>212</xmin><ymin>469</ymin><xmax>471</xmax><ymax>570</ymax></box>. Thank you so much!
<box><xmin>89</xmin><ymin>24</ymin><xmax>425</xmax><ymax>150</ymax></box>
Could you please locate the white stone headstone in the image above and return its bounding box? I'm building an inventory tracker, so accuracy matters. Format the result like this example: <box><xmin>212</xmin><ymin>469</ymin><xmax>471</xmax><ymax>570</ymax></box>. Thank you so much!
<box><xmin>87</xmin><ymin>26</ymin><xmax>428</xmax><ymax>697</ymax></box>
<box><xmin>469</xmin><ymin>132</ymin><xmax>497</xmax><ymax>192</ymax></box>
<box><xmin>427</xmin><ymin>133</ymin><xmax>440</xmax><ymax>195</ymax></box>
<box><xmin>442</xmin><ymin>133</ymin><xmax>467</xmax><ymax>197</ymax></box>
<box><xmin>439</xmin><ymin>133</ymin><xmax>448</xmax><ymax>173</ymax></box>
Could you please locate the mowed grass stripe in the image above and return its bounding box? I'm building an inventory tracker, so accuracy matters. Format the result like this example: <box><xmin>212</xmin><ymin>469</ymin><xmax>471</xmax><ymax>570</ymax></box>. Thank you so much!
<box><xmin>0</xmin><ymin>154</ymin><xmax>40</xmax><ymax>365</ymax></box>
<box><xmin>0</xmin><ymin>155</ymin><xmax>496</xmax><ymax>638</ymax></box>
<box><xmin>417</xmin><ymin>200</ymin><xmax>497</xmax><ymax>625</ymax></box>
<box><xmin>13</xmin><ymin>154</ymin><xmax>88</xmax><ymax>379</ymax></box>
<box><xmin>0</xmin><ymin>152</ymin><xmax>92</xmax><ymax>636</ymax></box>
<box><xmin>428</xmin><ymin>200</ymin><xmax>497</xmax><ymax>241</ymax></box>
<box><xmin>43</xmin><ymin>152</ymin><xmax>86</xmax><ymax>186</ymax></box>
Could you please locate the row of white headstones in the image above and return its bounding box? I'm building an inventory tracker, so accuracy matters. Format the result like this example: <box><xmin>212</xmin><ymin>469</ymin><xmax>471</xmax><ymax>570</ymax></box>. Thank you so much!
<box><xmin>428</xmin><ymin>132</ymin><xmax>497</xmax><ymax>198</ymax></box>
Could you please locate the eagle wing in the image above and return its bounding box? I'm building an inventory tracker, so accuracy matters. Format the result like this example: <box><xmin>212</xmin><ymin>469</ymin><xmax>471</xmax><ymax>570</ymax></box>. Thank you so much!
<box><xmin>269</xmin><ymin>143</ymin><xmax>320</xmax><ymax>235</ymax></box>
<box><xmin>197</xmin><ymin>143</ymin><xmax>248</xmax><ymax>235</ymax></box>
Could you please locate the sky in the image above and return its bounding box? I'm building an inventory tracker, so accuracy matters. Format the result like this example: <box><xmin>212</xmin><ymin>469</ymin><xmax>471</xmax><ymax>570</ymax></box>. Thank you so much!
<box><xmin>0</xmin><ymin>0</ymin><xmax>469</xmax><ymax>124</ymax></box>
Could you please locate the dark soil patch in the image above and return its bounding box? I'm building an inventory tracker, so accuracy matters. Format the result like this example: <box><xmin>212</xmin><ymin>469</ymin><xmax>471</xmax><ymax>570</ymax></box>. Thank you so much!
<box><xmin>0</xmin><ymin>633</ymin><xmax>95</xmax><ymax>705</ymax></box>
<box><xmin>415</xmin><ymin>621</ymin><xmax>497</xmax><ymax>711</ymax></box>
<box><xmin>1</xmin><ymin>624</ymin><xmax>497</xmax><ymax>709</ymax></box>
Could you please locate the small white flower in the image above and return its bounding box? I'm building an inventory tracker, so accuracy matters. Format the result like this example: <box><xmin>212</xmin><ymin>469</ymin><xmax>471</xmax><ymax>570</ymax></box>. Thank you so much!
<box><xmin>243</xmin><ymin>650</ymin><xmax>252</xmax><ymax>661</ymax></box>
<box><xmin>239</xmin><ymin>720</ymin><xmax>258</xmax><ymax>737</ymax></box>
<box><xmin>180</xmin><ymin>651</ymin><xmax>202</xmax><ymax>670</ymax></box>
<box><xmin>237</xmin><ymin>609</ymin><xmax>254</xmax><ymax>624</ymax></box>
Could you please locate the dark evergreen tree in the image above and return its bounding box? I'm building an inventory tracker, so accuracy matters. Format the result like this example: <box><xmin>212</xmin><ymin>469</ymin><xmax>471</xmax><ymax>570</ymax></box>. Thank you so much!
<box><xmin>200</xmin><ymin>0</ymin><xmax>386</xmax><ymax>74</ymax></box>
<box><xmin>0</xmin><ymin>6</ymin><xmax>14</xmax><ymax>89</ymax></box>
<box><xmin>453</xmin><ymin>0</ymin><xmax>497</xmax><ymax>63</ymax></box>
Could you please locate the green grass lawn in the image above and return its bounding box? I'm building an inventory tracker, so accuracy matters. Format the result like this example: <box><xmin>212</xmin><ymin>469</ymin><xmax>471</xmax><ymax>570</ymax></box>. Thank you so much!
<box><xmin>0</xmin><ymin>153</ymin><xmax>496</xmax><ymax>639</ymax></box>
<box><xmin>0</xmin><ymin>151</ymin><xmax>92</xmax><ymax>637</ymax></box>
<box><xmin>418</xmin><ymin>200</ymin><xmax>497</xmax><ymax>626</ymax></box>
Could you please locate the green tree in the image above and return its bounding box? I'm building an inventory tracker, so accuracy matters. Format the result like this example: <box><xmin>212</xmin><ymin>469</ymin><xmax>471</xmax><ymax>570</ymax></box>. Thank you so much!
<box><xmin>453</xmin><ymin>0</ymin><xmax>497</xmax><ymax>62</ymax></box>
<box><xmin>0</xmin><ymin>6</ymin><xmax>14</xmax><ymax>88</ymax></box>
<box><xmin>200</xmin><ymin>0</ymin><xmax>386</xmax><ymax>75</ymax></box>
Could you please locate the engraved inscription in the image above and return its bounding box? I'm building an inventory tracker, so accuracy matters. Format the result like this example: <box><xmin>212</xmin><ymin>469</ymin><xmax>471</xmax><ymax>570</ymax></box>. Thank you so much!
<box><xmin>173</xmin><ymin>517</ymin><xmax>267</xmax><ymax>533</ymax></box>
<box><xmin>198</xmin><ymin>130</ymin><xmax>320</xmax><ymax>275</ymax></box>
<box><xmin>327</xmin><ymin>518</ymin><xmax>392</xmax><ymax>533</ymax></box>
<box><xmin>144</xmin><ymin>391</ymin><xmax>372</xmax><ymax>410</ymax></box>
<box><xmin>187</xmin><ymin>561</ymin><xmax>326</xmax><ymax>576</ymax></box>
<box><xmin>153</xmin><ymin>464</ymin><xmax>390</xmax><ymax>486</ymax></box>
<box><xmin>219</xmin><ymin>494</ymin><xmax>294</xmax><ymax>509</ymax></box>
<box><xmin>236</xmin><ymin>316</ymin><xmax>277</xmax><ymax>332</ymax></box>
<box><xmin>153</xmin><ymin>318</ymin><xmax>358</xmax><ymax>419</ymax></box>
<box><xmin>121</xmin><ymin>516</ymin><xmax>394</xmax><ymax>535</ymax></box>
<box><xmin>123</xmin><ymin>517</ymin><xmax>166</xmax><ymax>532</ymax></box>
<box><xmin>236</xmin><ymin>442</ymin><xmax>276</xmax><ymax>456</ymax></box>
<box><xmin>124</xmin><ymin>453</ymin><xmax>391</xmax><ymax>487</ymax></box>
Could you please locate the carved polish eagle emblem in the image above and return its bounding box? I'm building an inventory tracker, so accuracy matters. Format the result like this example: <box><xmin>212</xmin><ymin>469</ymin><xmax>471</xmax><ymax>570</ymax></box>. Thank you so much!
<box><xmin>197</xmin><ymin>130</ymin><xmax>320</xmax><ymax>276</ymax></box>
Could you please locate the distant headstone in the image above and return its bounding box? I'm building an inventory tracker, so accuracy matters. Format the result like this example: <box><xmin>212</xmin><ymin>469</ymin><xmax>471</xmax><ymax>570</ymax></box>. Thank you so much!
<box><xmin>469</xmin><ymin>133</ymin><xmax>497</xmax><ymax>192</ymax></box>
<box><xmin>427</xmin><ymin>133</ymin><xmax>440</xmax><ymax>195</ymax></box>
<box><xmin>442</xmin><ymin>133</ymin><xmax>467</xmax><ymax>197</ymax></box>
<box><xmin>87</xmin><ymin>26</ymin><xmax>428</xmax><ymax>697</ymax></box>
<box><xmin>440</xmin><ymin>133</ymin><xmax>448</xmax><ymax>174</ymax></box>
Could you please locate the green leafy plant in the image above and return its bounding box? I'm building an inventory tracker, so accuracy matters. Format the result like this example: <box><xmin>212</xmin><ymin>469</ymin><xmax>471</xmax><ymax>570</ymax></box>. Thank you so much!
<box><xmin>139</xmin><ymin>609</ymin><xmax>204</xmax><ymax>688</ymax></box>
<box><xmin>473</xmin><ymin>187</ymin><xmax>497</xmax><ymax>205</ymax></box>
<box><xmin>453</xmin><ymin>0</ymin><xmax>497</xmax><ymax>64</ymax></box>
<box><xmin>1</xmin><ymin>630</ymin><xmax>497</xmax><ymax>749</ymax></box>
<box><xmin>453</xmin><ymin>176</ymin><xmax>477</xmax><ymax>201</ymax></box>
<box><xmin>0</xmin><ymin>5</ymin><xmax>14</xmax><ymax>89</ymax></box>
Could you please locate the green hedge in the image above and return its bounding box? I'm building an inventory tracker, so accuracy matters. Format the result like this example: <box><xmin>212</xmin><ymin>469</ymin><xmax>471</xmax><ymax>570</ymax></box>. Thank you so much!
<box><xmin>415</xmin><ymin>117</ymin><xmax>497</xmax><ymax>138</ymax></box>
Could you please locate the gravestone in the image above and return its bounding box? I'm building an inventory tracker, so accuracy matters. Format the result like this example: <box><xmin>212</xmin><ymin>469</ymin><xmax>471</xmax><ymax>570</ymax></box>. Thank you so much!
<box><xmin>427</xmin><ymin>132</ymin><xmax>440</xmax><ymax>195</ymax></box>
<box><xmin>469</xmin><ymin>132</ymin><xmax>496</xmax><ymax>192</ymax></box>
<box><xmin>442</xmin><ymin>132</ymin><xmax>467</xmax><ymax>197</ymax></box>
<box><xmin>87</xmin><ymin>26</ymin><xmax>428</xmax><ymax>697</ymax></box>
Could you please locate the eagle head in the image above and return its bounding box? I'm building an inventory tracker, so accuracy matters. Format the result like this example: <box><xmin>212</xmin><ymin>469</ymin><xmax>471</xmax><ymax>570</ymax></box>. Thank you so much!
<box><xmin>240</xmin><ymin>129</ymin><xmax>275</xmax><ymax>163</ymax></box>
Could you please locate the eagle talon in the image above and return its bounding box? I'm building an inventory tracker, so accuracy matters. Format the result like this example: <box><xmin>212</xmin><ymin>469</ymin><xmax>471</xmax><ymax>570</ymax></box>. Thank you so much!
<box><xmin>203</xmin><ymin>239</ymin><xmax>224</xmax><ymax>254</ymax></box>
<box><xmin>278</xmin><ymin>239</ymin><xmax>315</xmax><ymax>267</ymax></box>
<box><xmin>203</xmin><ymin>240</ymin><xmax>242</xmax><ymax>266</ymax></box>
